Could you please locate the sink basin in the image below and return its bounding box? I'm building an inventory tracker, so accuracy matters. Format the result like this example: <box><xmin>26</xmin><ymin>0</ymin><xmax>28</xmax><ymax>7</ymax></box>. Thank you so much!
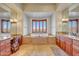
<box><xmin>0</xmin><ymin>36</ymin><xmax>10</xmax><ymax>41</ymax></box>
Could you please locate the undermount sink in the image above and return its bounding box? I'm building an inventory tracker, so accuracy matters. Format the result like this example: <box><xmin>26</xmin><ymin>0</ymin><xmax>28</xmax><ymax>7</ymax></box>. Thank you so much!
<box><xmin>0</xmin><ymin>36</ymin><xmax>11</xmax><ymax>41</ymax></box>
<box><xmin>68</xmin><ymin>35</ymin><xmax>79</xmax><ymax>40</ymax></box>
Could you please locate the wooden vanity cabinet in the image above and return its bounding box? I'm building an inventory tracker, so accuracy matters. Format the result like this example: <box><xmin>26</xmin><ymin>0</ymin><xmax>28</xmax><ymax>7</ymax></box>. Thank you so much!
<box><xmin>11</xmin><ymin>37</ymin><xmax>19</xmax><ymax>53</ymax></box>
<box><xmin>11</xmin><ymin>35</ymin><xmax>23</xmax><ymax>53</ymax></box>
<box><xmin>18</xmin><ymin>35</ymin><xmax>23</xmax><ymax>46</ymax></box>
<box><xmin>60</xmin><ymin>36</ymin><xmax>66</xmax><ymax>51</ymax></box>
<box><xmin>65</xmin><ymin>37</ymin><xmax>73</xmax><ymax>55</ymax></box>
<box><xmin>73</xmin><ymin>39</ymin><xmax>79</xmax><ymax>56</ymax></box>
<box><xmin>56</xmin><ymin>35</ymin><xmax>73</xmax><ymax>56</ymax></box>
<box><xmin>0</xmin><ymin>39</ymin><xmax>11</xmax><ymax>56</ymax></box>
<box><xmin>0</xmin><ymin>35</ymin><xmax>23</xmax><ymax>56</ymax></box>
<box><xmin>56</xmin><ymin>35</ymin><xmax>60</xmax><ymax>47</ymax></box>
<box><xmin>56</xmin><ymin>35</ymin><xmax>66</xmax><ymax>51</ymax></box>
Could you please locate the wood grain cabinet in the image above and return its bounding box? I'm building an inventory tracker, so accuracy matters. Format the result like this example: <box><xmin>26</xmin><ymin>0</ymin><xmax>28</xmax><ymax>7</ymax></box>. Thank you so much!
<box><xmin>0</xmin><ymin>39</ymin><xmax>11</xmax><ymax>56</ymax></box>
<box><xmin>11</xmin><ymin>37</ymin><xmax>20</xmax><ymax>53</ymax></box>
<box><xmin>59</xmin><ymin>36</ymin><xmax>63</xmax><ymax>49</ymax></box>
<box><xmin>56</xmin><ymin>35</ymin><xmax>60</xmax><ymax>46</ymax></box>
<box><xmin>0</xmin><ymin>35</ymin><xmax>23</xmax><ymax>56</ymax></box>
<box><xmin>73</xmin><ymin>40</ymin><xmax>79</xmax><ymax>56</ymax></box>
<box><xmin>65</xmin><ymin>37</ymin><xmax>73</xmax><ymax>55</ymax></box>
<box><xmin>60</xmin><ymin>36</ymin><xmax>65</xmax><ymax>50</ymax></box>
<box><xmin>18</xmin><ymin>35</ymin><xmax>22</xmax><ymax>46</ymax></box>
<box><xmin>56</xmin><ymin>34</ymin><xmax>73</xmax><ymax>56</ymax></box>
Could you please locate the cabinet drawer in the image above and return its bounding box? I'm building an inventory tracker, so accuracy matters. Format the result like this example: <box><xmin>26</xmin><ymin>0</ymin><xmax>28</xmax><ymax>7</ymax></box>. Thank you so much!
<box><xmin>66</xmin><ymin>42</ymin><xmax>73</xmax><ymax>55</ymax></box>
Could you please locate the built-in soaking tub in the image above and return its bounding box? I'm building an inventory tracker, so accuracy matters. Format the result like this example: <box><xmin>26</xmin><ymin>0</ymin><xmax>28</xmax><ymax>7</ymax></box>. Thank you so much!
<box><xmin>23</xmin><ymin>33</ymin><xmax>56</xmax><ymax>44</ymax></box>
<box><xmin>30</xmin><ymin>33</ymin><xmax>48</xmax><ymax>37</ymax></box>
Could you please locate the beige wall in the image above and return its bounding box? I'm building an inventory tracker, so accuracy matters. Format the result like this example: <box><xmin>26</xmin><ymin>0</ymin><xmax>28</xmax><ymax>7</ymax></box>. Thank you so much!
<box><xmin>10</xmin><ymin>11</ymin><xmax>23</xmax><ymax>35</ymax></box>
<box><xmin>23</xmin><ymin>17</ymin><xmax>51</xmax><ymax>35</ymax></box>
<box><xmin>8</xmin><ymin>4</ymin><xmax>70</xmax><ymax>36</ymax></box>
<box><xmin>22</xmin><ymin>4</ymin><xmax>57</xmax><ymax>36</ymax></box>
<box><xmin>56</xmin><ymin>8</ymin><xmax>69</xmax><ymax>33</ymax></box>
<box><xmin>56</xmin><ymin>11</ymin><xmax>63</xmax><ymax>32</ymax></box>
<box><xmin>23</xmin><ymin>4</ymin><xmax>56</xmax><ymax>12</ymax></box>
<box><xmin>30</xmin><ymin>17</ymin><xmax>51</xmax><ymax>34</ymax></box>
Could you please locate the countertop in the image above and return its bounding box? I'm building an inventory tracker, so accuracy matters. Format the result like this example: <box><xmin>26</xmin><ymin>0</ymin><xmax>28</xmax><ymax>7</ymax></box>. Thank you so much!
<box><xmin>57</xmin><ymin>34</ymin><xmax>79</xmax><ymax>40</ymax></box>
<box><xmin>0</xmin><ymin>36</ymin><xmax>13</xmax><ymax>41</ymax></box>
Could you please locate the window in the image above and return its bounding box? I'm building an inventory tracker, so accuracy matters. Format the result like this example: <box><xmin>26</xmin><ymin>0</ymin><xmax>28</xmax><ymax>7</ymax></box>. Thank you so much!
<box><xmin>32</xmin><ymin>19</ymin><xmax>47</xmax><ymax>33</ymax></box>
<box><xmin>69</xmin><ymin>19</ymin><xmax>78</xmax><ymax>34</ymax></box>
<box><xmin>1</xmin><ymin>20</ymin><xmax>11</xmax><ymax>33</ymax></box>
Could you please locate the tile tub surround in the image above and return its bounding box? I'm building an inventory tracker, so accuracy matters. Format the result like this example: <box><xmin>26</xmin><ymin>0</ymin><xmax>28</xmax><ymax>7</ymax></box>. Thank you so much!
<box><xmin>22</xmin><ymin>36</ymin><xmax>56</xmax><ymax>45</ymax></box>
<box><xmin>56</xmin><ymin>34</ymin><xmax>79</xmax><ymax>56</ymax></box>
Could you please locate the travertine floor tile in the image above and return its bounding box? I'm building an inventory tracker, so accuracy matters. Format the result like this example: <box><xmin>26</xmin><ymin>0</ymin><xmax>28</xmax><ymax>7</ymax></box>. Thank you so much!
<box><xmin>11</xmin><ymin>44</ymin><xmax>68</xmax><ymax>56</ymax></box>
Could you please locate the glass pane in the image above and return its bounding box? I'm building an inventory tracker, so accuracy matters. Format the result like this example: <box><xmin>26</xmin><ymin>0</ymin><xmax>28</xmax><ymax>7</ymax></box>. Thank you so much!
<box><xmin>43</xmin><ymin>21</ymin><xmax>47</xmax><ymax>32</ymax></box>
<box><xmin>32</xmin><ymin>21</ymin><xmax>36</xmax><ymax>32</ymax></box>
<box><xmin>32</xmin><ymin>20</ymin><xmax>47</xmax><ymax>33</ymax></box>
<box><xmin>72</xmin><ymin>21</ymin><xmax>77</xmax><ymax>33</ymax></box>
<box><xmin>3</xmin><ymin>21</ymin><xmax>7</xmax><ymax>32</ymax></box>
<box><xmin>40</xmin><ymin>21</ymin><xmax>42</xmax><ymax>32</ymax></box>
<box><xmin>69</xmin><ymin>21</ymin><xmax>72</xmax><ymax>33</ymax></box>
<box><xmin>8</xmin><ymin>22</ymin><xmax>11</xmax><ymax>32</ymax></box>
<box><xmin>36</xmin><ymin>21</ymin><xmax>39</xmax><ymax>32</ymax></box>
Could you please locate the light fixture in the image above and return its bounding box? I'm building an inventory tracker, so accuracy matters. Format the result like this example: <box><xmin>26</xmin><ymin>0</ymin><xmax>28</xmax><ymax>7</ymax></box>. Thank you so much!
<box><xmin>10</xmin><ymin>18</ymin><xmax>18</xmax><ymax>23</ymax></box>
<box><xmin>10</xmin><ymin>12</ymin><xmax>18</xmax><ymax>23</ymax></box>
<box><xmin>62</xmin><ymin>18</ymin><xmax>69</xmax><ymax>22</ymax></box>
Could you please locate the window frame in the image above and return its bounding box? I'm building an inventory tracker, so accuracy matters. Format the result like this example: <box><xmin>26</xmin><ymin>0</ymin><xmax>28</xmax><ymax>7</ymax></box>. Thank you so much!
<box><xmin>32</xmin><ymin>19</ymin><xmax>47</xmax><ymax>33</ymax></box>
<box><xmin>69</xmin><ymin>19</ymin><xmax>78</xmax><ymax>34</ymax></box>
<box><xmin>1</xmin><ymin>19</ymin><xmax>11</xmax><ymax>33</ymax></box>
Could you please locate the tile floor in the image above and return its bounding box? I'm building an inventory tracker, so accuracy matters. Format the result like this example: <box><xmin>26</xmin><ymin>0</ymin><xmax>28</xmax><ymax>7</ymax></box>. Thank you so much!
<box><xmin>11</xmin><ymin>44</ymin><xmax>68</xmax><ymax>56</ymax></box>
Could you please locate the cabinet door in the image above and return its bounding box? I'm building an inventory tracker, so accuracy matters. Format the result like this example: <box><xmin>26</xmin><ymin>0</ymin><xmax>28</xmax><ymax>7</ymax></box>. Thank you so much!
<box><xmin>5</xmin><ymin>42</ymin><xmax>11</xmax><ymax>55</ymax></box>
<box><xmin>56</xmin><ymin>36</ymin><xmax>59</xmax><ymax>45</ymax></box>
<box><xmin>65</xmin><ymin>38</ymin><xmax>73</xmax><ymax>55</ymax></box>
<box><xmin>73</xmin><ymin>45</ymin><xmax>79</xmax><ymax>56</ymax></box>
<box><xmin>0</xmin><ymin>41</ymin><xmax>6</xmax><ymax>56</ymax></box>
<box><xmin>73</xmin><ymin>40</ymin><xmax>79</xmax><ymax>56</ymax></box>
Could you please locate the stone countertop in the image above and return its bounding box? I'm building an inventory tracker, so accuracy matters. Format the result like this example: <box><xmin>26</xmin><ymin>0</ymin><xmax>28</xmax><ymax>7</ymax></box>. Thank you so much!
<box><xmin>57</xmin><ymin>34</ymin><xmax>79</xmax><ymax>40</ymax></box>
<box><xmin>25</xmin><ymin>35</ymin><xmax>55</xmax><ymax>37</ymax></box>
<box><xmin>0</xmin><ymin>36</ymin><xmax>13</xmax><ymax>41</ymax></box>
<box><xmin>64</xmin><ymin>35</ymin><xmax>79</xmax><ymax>40</ymax></box>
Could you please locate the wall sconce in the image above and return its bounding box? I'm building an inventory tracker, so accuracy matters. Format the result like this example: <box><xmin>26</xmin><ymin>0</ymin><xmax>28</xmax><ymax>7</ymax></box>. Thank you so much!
<box><xmin>10</xmin><ymin>19</ymin><xmax>18</xmax><ymax>23</ymax></box>
<box><xmin>62</xmin><ymin>18</ymin><xmax>69</xmax><ymax>22</ymax></box>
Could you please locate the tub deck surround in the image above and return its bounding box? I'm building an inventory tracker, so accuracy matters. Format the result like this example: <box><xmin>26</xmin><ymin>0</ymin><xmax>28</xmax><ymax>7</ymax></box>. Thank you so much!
<box><xmin>22</xmin><ymin>35</ymin><xmax>56</xmax><ymax>45</ymax></box>
<box><xmin>0</xmin><ymin>35</ymin><xmax>23</xmax><ymax>56</ymax></box>
<box><xmin>56</xmin><ymin>34</ymin><xmax>79</xmax><ymax>56</ymax></box>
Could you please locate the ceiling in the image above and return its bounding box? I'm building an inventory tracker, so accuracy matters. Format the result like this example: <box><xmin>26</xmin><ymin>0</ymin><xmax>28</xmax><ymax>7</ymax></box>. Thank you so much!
<box><xmin>56</xmin><ymin>3</ymin><xmax>72</xmax><ymax>11</ymax></box>
<box><xmin>0</xmin><ymin>3</ymin><xmax>79</xmax><ymax>18</ymax></box>
<box><xmin>71</xmin><ymin>6</ymin><xmax>79</xmax><ymax>12</ymax></box>
<box><xmin>25</xmin><ymin>12</ymin><xmax>53</xmax><ymax>18</ymax></box>
<box><xmin>0</xmin><ymin>7</ymin><xmax>8</xmax><ymax>12</ymax></box>
<box><xmin>0</xmin><ymin>3</ymin><xmax>74</xmax><ymax>12</ymax></box>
